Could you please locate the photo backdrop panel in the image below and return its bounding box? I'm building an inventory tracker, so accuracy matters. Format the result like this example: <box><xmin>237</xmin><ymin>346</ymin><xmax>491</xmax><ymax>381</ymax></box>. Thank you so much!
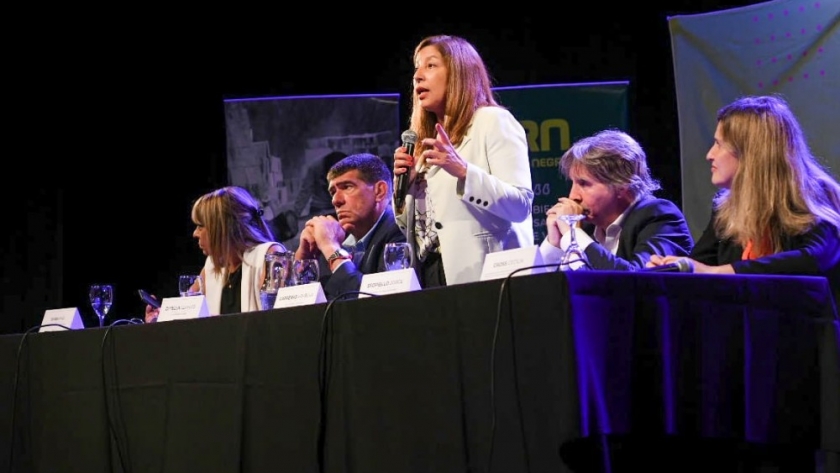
<box><xmin>670</xmin><ymin>0</ymin><xmax>839</xmax><ymax>238</ymax></box>
<box><xmin>224</xmin><ymin>94</ymin><xmax>401</xmax><ymax>248</ymax></box>
<box><xmin>495</xmin><ymin>83</ymin><xmax>629</xmax><ymax>244</ymax></box>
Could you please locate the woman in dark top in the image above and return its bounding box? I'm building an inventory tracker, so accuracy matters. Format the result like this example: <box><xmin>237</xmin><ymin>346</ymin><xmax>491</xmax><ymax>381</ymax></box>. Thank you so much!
<box><xmin>649</xmin><ymin>95</ymin><xmax>840</xmax><ymax>303</ymax></box>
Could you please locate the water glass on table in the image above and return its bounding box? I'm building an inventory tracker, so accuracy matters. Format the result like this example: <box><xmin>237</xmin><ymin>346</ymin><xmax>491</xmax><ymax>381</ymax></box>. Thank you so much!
<box><xmin>88</xmin><ymin>284</ymin><xmax>113</xmax><ymax>327</ymax></box>
<box><xmin>260</xmin><ymin>289</ymin><xmax>278</xmax><ymax>311</ymax></box>
<box><xmin>292</xmin><ymin>259</ymin><xmax>320</xmax><ymax>286</ymax></box>
<box><xmin>179</xmin><ymin>274</ymin><xmax>203</xmax><ymax>297</ymax></box>
<box><xmin>383</xmin><ymin>242</ymin><xmax>412</xmax><ymax>271</ymax></box>
<box><xmin>558</xmin><ymin>214</ymin><xmax>590</xmax><ymax>271</ymax></box>
<box><xmin>260</xmin><ymin>252</ymin><xmax>294</xmax><ymax>310</ymax></box>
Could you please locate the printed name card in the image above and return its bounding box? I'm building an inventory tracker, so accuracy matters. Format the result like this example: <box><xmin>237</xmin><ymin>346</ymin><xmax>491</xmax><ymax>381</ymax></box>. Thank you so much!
<box><xmin>274</xmin><ymin>282</ymin><xmax>327</xmax><ymax>308</ymax></box>
<box><xmin>479</xmin><ymin>246</ymin><xmax>548</xmax><ymax>281</ymax></box>
<box><xmin>40</xmin><ymin>307</ymin><xmax>84</xmax><ymax>332</ymax></box>
<box><xmin>157</xmin><ymin>295</ymin><xmax>210</xmax><ymax>322</ymax></box>
<box><xmin>359</xmin><ymin>268</ymin><xmax>421</xmax><ymax>298</ymax></box>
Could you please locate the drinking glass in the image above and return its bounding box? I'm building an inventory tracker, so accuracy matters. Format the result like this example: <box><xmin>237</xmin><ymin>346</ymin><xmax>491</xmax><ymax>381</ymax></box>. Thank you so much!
<box><xmin>558</xmin><ymin>214</ymin><xmax>590</xmax><ymax>270</ymax></box>
<box><xmin>383</xmin><ymin>242</ymin><xmax>412</xmax><ymax>271</ymax></box>
<box><xmin>88</xmin><ymin>284</ymin><xmax>114</xmax><ymax>327</ymax></box>
<box><xmin>179</xmin><ymin>274</ymin><xmax>203</xmax><ymax>297</ymax></box>
<box><xmin>259</xmin><ymin>290</ymin><xmax>278</xmax><ymax>311</ymax></box>
<box><xmin>292</xmin><ymin>259</ymin><xmax>320</xmax><ymax>286</ymax></box>
<box><xmin>260</xmin><ymin>252</ymin><xmax>296</xmax><ymax>310</ymax></box>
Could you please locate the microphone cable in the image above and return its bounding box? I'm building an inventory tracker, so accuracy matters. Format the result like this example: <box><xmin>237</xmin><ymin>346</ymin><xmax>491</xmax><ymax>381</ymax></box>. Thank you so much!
<box><xmin>100</xmin><ymin>318</ymin><xmax>143</xmax><ymax>473</ymax></box>
<box><xmin>315</xmin><ymin>291</ymin><xmax>377</xmax><ymax>473</ymax></box>
<box><xmin>555</xmin><ymin>255</ymin><xmax>593</xmax><ymax>272</ymax></box>
<box><xmin>487</xmin><ymin>262</ymin><xmax>587</xmax><ymax>473</ymax></box>
<box><xmin>6</xmin><ymin>324</ymin><xmax>73</xmax><ymax>473</ymax></box>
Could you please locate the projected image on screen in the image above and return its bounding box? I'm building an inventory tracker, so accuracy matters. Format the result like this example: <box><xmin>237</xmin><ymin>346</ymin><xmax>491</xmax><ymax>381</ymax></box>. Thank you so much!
<box><xmin>224</xmin><ymin>94</ymin><xmax>401</xmax><ymax>248</ymax></box>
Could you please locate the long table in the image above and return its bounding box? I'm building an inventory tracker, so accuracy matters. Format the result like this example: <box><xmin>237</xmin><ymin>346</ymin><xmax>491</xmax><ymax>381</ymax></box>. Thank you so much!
<box><xmin>1</xmin><ymin>271</ymin><xmax>838</xmax><ymax>473</ymax></box>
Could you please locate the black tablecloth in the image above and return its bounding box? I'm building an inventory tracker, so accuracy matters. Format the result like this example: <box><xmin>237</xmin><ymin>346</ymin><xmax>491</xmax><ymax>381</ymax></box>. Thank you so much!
<box><xmin>560</xmin><ymin>271</ymin><xmax>839</xmax><ymax>472</ymax></box>
<box><xmin>1</xmin><ymin>271</ymin><xmax>837</xmax><ymax>473</ymax></box>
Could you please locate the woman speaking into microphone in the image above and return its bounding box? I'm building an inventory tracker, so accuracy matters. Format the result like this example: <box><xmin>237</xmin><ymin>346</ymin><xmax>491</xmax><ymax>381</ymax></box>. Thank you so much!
<box><xmin>392</xmin><ymin>34</ymin><xmax>534</xmax><ymax>288</ymax></box>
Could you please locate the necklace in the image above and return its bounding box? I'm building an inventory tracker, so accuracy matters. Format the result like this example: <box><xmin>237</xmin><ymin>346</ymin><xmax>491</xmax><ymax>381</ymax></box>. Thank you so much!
<box><xmin>226</xmin><ymin>265</ymin><xmax>241</xmax><ymax>288</ymax></box>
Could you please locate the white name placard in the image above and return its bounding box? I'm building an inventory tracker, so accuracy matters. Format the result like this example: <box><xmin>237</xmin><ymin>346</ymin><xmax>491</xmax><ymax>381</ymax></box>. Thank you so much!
<box><xmin>40</xmin><ymin>307</ymin><xmax>84</xmax><ymax>332</ymax></box>
<box><xmin>274</xmin><ymin>282</ymin><xmax>327</xmax><ymax>308</ymax></box>
<box><xmin>359</xmin><ymin>268</ymin><xmax>421</xmax><ymax>298</ymax></box>
<box><xmin>157</xmin><ymin>295</ymin><xmax>210</xmax><ymax>322</ymax></box>
<box><xmin>479</xmin><ymin>246</ymin><xmax>549</xmax><ymax>281</ymax></box>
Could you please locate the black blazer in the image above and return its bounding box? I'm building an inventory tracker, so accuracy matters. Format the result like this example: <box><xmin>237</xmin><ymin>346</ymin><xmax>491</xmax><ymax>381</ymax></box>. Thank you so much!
<box><xmin>319</xmin><ymin>206</ymin><xmax>406</xmax><ymax>300</ymax></box>
<box><xmin>692</xmin><ymin>209</ymin><xmax>840</xmax><ymax>304</ymax></box>
<box><xmin>582</xmin><ymin>196</ymin><xmax>694</xmax><ymax>270</ymax></box>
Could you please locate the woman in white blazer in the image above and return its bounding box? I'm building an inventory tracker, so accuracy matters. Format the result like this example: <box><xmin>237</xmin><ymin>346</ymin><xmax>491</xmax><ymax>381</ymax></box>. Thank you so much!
<box><xmin>145</xmin><ymin>186</ymin><xmax>286</xmax><ymax>321</ymax></box>
<box><xmin>393</xmin><ymin>34</ymin><xmax>534</xmax><ymax>287</ymax></box>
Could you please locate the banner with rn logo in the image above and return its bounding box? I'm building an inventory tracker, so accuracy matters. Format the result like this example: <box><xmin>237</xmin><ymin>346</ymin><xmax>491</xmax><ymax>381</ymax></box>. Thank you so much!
<box><xmin>495</xmin><ymin>82</ymin><xmax>629</xmax><ymax>244</ymax></box>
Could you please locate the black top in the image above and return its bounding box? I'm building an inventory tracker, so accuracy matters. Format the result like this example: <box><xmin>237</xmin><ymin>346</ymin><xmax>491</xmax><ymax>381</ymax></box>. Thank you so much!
<box><xmin>692</xmin><ymin>208</ymin><xmax>840</xmax><ymax>305</ymax></box>
<box><xmin>219</xmin><ymin>266</ymin><xmax>242</xmax><ymax>315</ymax></box>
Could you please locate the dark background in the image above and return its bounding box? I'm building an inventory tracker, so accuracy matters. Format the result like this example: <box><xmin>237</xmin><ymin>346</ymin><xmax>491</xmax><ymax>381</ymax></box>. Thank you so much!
<box><xmin>2</xmin><ymin>2</ymin><xmax>758</xmax><ymax>333</ymax></box>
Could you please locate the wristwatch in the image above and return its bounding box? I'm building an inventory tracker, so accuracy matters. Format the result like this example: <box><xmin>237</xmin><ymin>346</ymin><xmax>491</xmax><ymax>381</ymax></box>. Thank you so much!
<box><xmin>327</xmin><ymin>248</ymin><xmax>351</xmax><ymax>265</ymax></box>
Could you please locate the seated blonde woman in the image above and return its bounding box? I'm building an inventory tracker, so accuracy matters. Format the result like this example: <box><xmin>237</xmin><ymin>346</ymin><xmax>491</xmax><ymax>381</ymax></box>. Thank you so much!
<box><xmin>649</xmin><ymin>95</ymin><xmax>840</xmax><ymax>305</ymax></box>
<box><xmin>145</xmin><ymin>186</ymin><xmax>285</xmax><ymax>321</ymax></box>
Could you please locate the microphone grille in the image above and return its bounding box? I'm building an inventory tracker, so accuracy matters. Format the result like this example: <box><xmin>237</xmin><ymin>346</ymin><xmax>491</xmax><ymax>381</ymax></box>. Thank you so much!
<box><xmin>677</xmin><ymin>258</ymin><xmax>695</xmax><ymax>272</ymax></box>
<box><xmin>401</xmin><ymin>130</ymin><xmax>418</xmax><ymax>144</ymax></box>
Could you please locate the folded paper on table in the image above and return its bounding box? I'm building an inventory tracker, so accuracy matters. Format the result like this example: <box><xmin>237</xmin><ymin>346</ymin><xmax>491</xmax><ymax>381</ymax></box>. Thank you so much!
<box><xmin>40</xmin><ymin>307</ymin><xmax>85</xmax><ymax>332</ymax></box>
<box><xmin>480</xmin><ymin>246</ymin><xmax>549</xmax><ymax>281</ymax></box>
<box><xmin>359</xmin><ymin>268</ymin><xmax>421</xmax><ymax>298</ymax></box>
<box><xmin>157</xmin><ymin>295</ymin><xmax>210</xmax><ymax>322</ymax></box>
<box><xmin>273</xmin><ymin>282</ymin><xmax>327</xmax><ymax>308</ymax></box>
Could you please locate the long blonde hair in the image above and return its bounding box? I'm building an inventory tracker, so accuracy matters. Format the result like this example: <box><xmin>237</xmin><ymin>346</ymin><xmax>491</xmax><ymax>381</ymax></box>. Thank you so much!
<box><xmin>408</xmin><ymin>35</ymin><xmax>499</xmax><ymax>158</ymax></box>
<box><xmin>714</xmin><ymin>95</ymin><xmax>840</xmax><ymax>253</ymax></box>
<box><xmin>191</xmin><ymin>186</ymin><xmax>279</xmax><ymax>277</ymax></box>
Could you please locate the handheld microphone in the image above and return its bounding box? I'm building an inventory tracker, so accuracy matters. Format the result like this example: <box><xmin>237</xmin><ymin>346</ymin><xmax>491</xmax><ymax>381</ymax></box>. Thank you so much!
<box><xmin>395</xmin><ymin>130</ymin><xmax>417</xmax><ymax>210</ymax></box>
<box><xmin>643</xmin><ymin>258</ymin><xmax>694</xmax><ymax>273</ymax></box>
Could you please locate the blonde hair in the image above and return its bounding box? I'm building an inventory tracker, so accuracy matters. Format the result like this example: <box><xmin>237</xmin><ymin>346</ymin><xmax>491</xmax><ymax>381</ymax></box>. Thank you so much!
<box><xmin>409</xmin><ymin>35</ymin><xmax>499</xmax><ymax>157</ymax></box>
<box><xmin>191</xmin><ymin>186</ymin><xmax>279</xmax><ymax>278</ymax></box>
<box><xmin>714</xmin><ymin>95</ymin><xmax>840</xmax><ymax>253</ymax></box>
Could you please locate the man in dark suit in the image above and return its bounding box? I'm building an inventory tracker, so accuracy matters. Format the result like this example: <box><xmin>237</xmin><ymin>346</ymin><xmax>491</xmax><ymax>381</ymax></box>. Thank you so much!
<box><xmin>538</xmin><ymin>129</ymin><xmax>694</xmax><ymax>270</ymax></box>
<box><xmin>294</xmin><ymin>153</ymin><xmax>406</xmax><ymax>299</ymax></box>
